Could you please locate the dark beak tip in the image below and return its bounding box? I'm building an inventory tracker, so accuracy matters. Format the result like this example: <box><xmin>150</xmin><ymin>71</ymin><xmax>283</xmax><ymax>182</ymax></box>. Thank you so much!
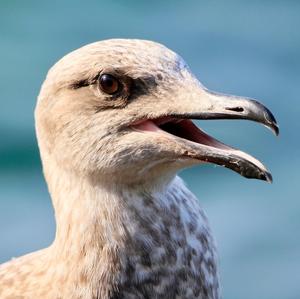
<box><xmin>271</xmin><ymin>123</ymin><xmax>280</xmax><ymax>136</ymax></box>
<box><xmin>263</xmin><ymin>106</ymin><xmax>279</xmax><ymax>136</ymax></box>
<box><xmin>274</xmin><ymin>125</ymin><xmax>279</xmax><ymax>136</ymax></box>
<box><xmin>244</xmin><ymin>169</ymin><xmax>273</xmax><ymax>183</ymax></box>
<box><xmin>262</xmin><ymin>171</ymin><xmax>273</xmax><ymax>184</ymax></box>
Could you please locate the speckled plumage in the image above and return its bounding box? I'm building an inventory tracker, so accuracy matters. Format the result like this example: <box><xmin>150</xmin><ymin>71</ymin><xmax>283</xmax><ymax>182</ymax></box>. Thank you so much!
<box><xmin>0</xmin><ymin>39</ymin><xmax>277</xmax><ymax>299</ymax></box>
<box><xmin>0</xmin><ymin>173</ymin><xmax>219</xmax><ymax>299</ymax></box>
<box><xmin>116</xmin><ymin>178</ymin><xmax>219</xmax><ymax>299</ymax></box>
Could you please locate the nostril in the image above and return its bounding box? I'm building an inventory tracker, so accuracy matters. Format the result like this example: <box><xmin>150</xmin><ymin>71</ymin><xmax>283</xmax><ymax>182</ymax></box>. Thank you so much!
<box><xmin>225</xmin><ymin>107</ymin><xmax>244</xmax><ymax>113</ymax></box>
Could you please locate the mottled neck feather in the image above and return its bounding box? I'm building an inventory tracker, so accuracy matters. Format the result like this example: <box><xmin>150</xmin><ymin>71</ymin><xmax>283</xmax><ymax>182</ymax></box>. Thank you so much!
<box><xmin>0</xmin><ymin>160</ymin><xmax>219</xmax><ymax>299</ymax></box>
<box><xmin>43</xmin><ymin>160</ymin><xmax>176</xmax><ymax>298</ymax></box>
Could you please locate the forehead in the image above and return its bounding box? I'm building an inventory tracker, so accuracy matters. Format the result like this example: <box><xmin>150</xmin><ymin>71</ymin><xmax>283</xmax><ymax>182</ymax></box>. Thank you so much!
<box><xmin>47</xmin><ymin>39</ymin><xmax>187</xmax><ymax>85</ymax></box>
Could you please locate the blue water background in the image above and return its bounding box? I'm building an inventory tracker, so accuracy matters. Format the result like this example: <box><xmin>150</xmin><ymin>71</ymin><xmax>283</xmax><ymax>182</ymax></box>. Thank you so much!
<box><xmin>0</xmin><ymin>1</ymin><xmax>299</xmax><ymax>298</ymax></box>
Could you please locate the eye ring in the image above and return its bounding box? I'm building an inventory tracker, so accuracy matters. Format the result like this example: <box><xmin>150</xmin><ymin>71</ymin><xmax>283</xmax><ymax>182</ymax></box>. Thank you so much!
<box><xmin>98</xmin><ymin>74</ymin><xmax>120</xmax><ymax>95</ymax></box>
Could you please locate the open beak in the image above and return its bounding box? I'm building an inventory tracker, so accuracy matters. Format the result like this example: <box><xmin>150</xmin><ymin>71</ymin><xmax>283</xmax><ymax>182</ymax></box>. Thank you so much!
<box><xmin>132</xmin><ymin>87</ymin><xmax>279</xmax><ymax>182</ymax></box>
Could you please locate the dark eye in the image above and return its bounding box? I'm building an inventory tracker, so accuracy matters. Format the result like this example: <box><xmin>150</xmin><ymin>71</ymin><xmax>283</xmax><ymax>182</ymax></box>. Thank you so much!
<box><xmin>99</xmin><ymin>74</ymin><xmax>120</xmax><ymax>94</ymax></box>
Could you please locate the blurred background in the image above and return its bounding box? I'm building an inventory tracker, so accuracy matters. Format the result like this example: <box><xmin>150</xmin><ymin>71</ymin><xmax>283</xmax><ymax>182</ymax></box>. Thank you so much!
<box><xmin>0</xmin><ymin>1</ymin><xmax>299</xmax><ymax>298</ymax></box>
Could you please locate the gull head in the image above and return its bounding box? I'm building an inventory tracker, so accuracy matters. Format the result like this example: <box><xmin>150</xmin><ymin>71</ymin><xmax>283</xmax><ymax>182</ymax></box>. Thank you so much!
<box><xmin>36</xmin><ymin>39</ymin><xmax>278</xmax><ymax>185</ymax></box>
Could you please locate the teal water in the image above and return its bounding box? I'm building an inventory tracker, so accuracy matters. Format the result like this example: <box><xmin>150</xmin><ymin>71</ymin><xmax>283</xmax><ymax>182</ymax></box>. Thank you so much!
<box><xmin>0</xmin><ymin>1</ymin><xmax>299</xmax><ymax>298</ymax></box>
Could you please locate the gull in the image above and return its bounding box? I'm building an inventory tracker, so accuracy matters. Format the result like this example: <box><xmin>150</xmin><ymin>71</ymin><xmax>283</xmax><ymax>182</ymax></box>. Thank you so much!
<box><xmin>0</xmin><ymin>39</ymin><xmax>278</xmax><ymax>299</ymax></box>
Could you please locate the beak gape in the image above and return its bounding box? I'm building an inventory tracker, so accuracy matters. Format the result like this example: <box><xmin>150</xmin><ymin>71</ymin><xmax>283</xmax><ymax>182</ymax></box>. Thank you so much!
<box><xmin>133</xmin><ymin>88</ymin><xmax>279</xmax><ymax>182</ymax></box>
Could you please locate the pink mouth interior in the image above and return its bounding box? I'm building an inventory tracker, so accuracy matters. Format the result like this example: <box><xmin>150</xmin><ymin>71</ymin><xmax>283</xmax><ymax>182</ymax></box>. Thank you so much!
<box><xmin>132</xmin><ymin>117</ymin><xmax>230</xmax><ymax>150</ymax></box>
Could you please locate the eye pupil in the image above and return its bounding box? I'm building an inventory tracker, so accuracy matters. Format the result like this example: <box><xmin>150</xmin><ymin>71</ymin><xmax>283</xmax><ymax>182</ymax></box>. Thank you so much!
<box><xmin>99</xmin><ymin>74</ymin><xmax>119</xmax><ymax>94</ymax></box>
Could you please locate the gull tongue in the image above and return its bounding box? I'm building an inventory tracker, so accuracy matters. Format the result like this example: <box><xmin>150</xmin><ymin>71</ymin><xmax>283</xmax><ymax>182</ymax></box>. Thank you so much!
<box><xmin>132</xmin><ymin>120</ymin><xmax>161</xmax><ymax>132</ymax></box>
<box><xmin>177</xmin><ymin>120</ymin><xmax>230</xmax><ymax>150</ymax></box>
